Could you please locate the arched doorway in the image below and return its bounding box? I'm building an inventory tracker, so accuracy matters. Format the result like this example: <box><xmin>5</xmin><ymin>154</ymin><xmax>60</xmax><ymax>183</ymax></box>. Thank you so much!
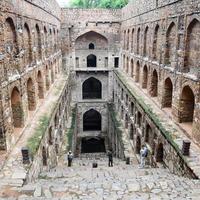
<box><xmin>42</xmin><ymin>147</ymin><xmax>47</xmax><ymax>166</ymax></box>
<box><xmin>136</xmin><ymin>136</ymin><xmax>141</xmax><ymax>154</ymax></box>
<box><xmin>179</xmin><ymin>86</ymin><xmax>195</xmax><ymax>123</ymax></box>
<box><xmin>37</xmin><ymin>71</ymin><xmax>44</xmax><ymax>99</ymax></box>
<box><xmin>142</xmin><ymin>65</ymin><xmax>148</xmax><ymax>89</ymax></box>
<box><xmin>130</xmin><ymin>124</ymin><xmax>134</xmax><ymax>140</ymax></box>
<box><xmin>82</xmin><ymin>77</ymin><xmax>102</xmax><ymax>99</ymax></box>
<box><xmin>163</xmin><ymin>78</ymin><xmax>173</xmax><ymax>108</ymax></box>
<box><xmin>156</xmin><ymin>143</ymin><xmax>163</xmax><ymax>162</ymax></box>
<box><xmin>87</xmin><ymin>54</ymin><xmax>96</xmax><ymax>67</ymax></box>
<box><xmin>125</xmin><ymin>114</ymin><xmax>128</xmax><ymax>129</ymax></box>
<box><xmin>27</xmin><ymin>78</ymin><xmax>36</xmax><ymax>111</ymax></box>
<box><xmin>81</xmin><ymin>137</ymin><xmax>106</xmax><ymax>153</ymax></box>
<box><xmin>83</xmin><ymin>109</ymin><xmax>101</xmax><ymax>131</ymax></box>
<box><xmin>150</xmin><ymin>70</ymin><xmax>158</xmax><ymax>97</ymax></box>
<box><xmin>11</xmin><ymin>87</ymin><xmax>24</xmax><ymax>128</ymax></box>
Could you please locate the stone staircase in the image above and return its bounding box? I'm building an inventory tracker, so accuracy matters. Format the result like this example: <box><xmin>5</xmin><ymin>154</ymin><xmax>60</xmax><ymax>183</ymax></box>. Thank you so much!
<box><xmin>0</xmin><ymin>154</ymin><xmax>199</xmax><ymax>199</ymax></box>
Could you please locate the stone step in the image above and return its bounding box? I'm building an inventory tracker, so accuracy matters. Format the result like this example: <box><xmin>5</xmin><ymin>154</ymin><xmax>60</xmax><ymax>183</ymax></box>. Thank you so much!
<box><xmin>0</xmin><ymin>178</ymin><xmax>24</xmax><ymax>187</ymax></box>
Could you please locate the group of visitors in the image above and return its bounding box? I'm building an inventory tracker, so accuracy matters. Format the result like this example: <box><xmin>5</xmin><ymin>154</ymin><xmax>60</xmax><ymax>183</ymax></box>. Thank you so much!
<box><xmin>66</xmin><ymin>145</ymin><xmax>148</xmax><ymax>168</ymax></box>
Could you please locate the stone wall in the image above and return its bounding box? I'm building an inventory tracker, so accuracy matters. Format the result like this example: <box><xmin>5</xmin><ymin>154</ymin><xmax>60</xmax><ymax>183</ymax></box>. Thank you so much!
<box><xmin>121</xmin><ymin>0</ymin><xmax>200</xmax><ymax>142</ymax></box>
<box><xmin>0</xmin><ymin>0</ymin><xmax>62</xmax><ymax>152</ymax></box>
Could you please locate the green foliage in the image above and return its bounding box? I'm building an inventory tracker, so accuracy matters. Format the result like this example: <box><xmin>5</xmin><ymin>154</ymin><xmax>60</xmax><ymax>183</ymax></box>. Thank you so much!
<box><xmin>27</xmin><ymin>115</ymin><xmax>49</xmax><ymax>157</ymax></box>
<box><xmin>66</xmin><ymin>107</ymin><xmax>76</xmax><ymax>151</ymax></box>
<box><xmin>69</xmin><ymin>0</ymin><xmax>128</xmax><ymax>8</ymax></box>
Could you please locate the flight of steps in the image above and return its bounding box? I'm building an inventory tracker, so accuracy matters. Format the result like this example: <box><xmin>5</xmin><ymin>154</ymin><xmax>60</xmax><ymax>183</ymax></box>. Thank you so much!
<box><xmin>1</xmin><ymin>154</ymin><xmax>198</xmax><ymax>200</ymax></box>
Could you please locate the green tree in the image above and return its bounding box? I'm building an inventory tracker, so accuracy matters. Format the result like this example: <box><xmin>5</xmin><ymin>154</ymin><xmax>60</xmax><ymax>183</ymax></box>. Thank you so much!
<box><xmin>69</xmin><ymin>0</ymin><xmax>128</xmax><ymax>8</ymax></box>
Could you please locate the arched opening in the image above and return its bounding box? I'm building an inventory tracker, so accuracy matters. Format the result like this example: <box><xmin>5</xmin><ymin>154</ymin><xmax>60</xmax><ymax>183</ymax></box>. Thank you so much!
<box><xmin>121</xmin><ymin>106</ymin><xmax>124</xmax><ymax>119</ymax></box>
<box><xmin>125</xmin><ymin>114</ymin><xmax>128</xmax><ymax>129</ymax></box>
<box><xmin>123</xmin><ymin>30</ymin><xmax>126</xmax><ymax>49</ymax></box>
<box><xmin>51</xmin><ymin>65</ymin><xmax>54</xmax><ymax>84</ymax></box>
<box><xmin>48</xmin><ymin>127</ymin><xmax>53</xmax><ymax>145</ymax></box>
<box><xmin>131</xmin><ymin>102</ymin><xmax>134</xmax><ymax>115</ymax></box>
<box><xmin>127</xmin><ymin>29</ymin><xmax>130</xmax><ymax>50</ymax></box>
<box><xmin>126</xmin><ymin>57</ymin><xmax>129</xmax><ymax>74</ymax></box>
<box><xmin>137</xmin><ymin>112</ymin><xmax>142</xmax><ymax>127</ymax></box>
<box><xmin>142</xmin><ymin>65</ymin><xmax>148</xmax><ymax>89</ymax></box>
<box><xmin>82</xmin><ymin>77</ymin><xmax>102</xmax><ymax>99</ymax></box>
<box><xmin>89</xmin><ymin>43</ymin><xmax>95</xmax><ymax>49</ymax></box>
<box><xmin>5</xmin><ymin>18</ymin><xmax>18</xmax><ymax>58</ymax></box>
<box><xmin>44</xmin><ymin>27</ymin><xmax>48</xmax><ymax>56</ymax></box>
<box><xmin>136</xmin><ymin>28</ymin><xmax>140</xmax><ymax>54</ymax></box>
<box><xmin>42</xmin><ymin>147</ymin><xmax>47</xmax><ymax>166</ymax></box>
<box><xmin>150</xmin><ymin>70</ymin><xmax>158</xmax><ymax>97</ymax></box>
<box><xmin>179</xmin><ymin>86</ymin><xmax>195</xmax><ymax>123</ymax></box>
<box><xmin>27</xmin><ymin>78</ymin><xmax>36</xmax><ymax>111</ymax></box>
<box><xmin>81</xmin><ymin>137</ymin><xmax>106</xmax><ymax>153</ymax></box>
<box><xmin>24</xmin><ymin>23</ymin><xmax>32</xmax><ymax>66</ymax></box>
<box><xmin>156</xmin><ymin>143</ymin><xmax>164</xmax><ymax>162</ymax></box>
<box><xmin>130</xmin><ymin>124</ymin><xmax>134</xmax><ymax>140</ymax></box>
<box><xmin>184</xmin><ymin>19</ymin><xmax>200</xmax><ymax>73</ymax></box>
<box><xmin>136</xmin><ymin>136</ymin><xmax>141</xmax><ymax>154</ymax></box>
<box><xmin>131</xmin><ymin>29</ymin><xmax>134</xmax><ymax>52</ymax></box>
<box><xmin>145</xmin><ymin>124</ymin><xmax>152</xmax><ymax>143</ymax></box>
<box><xmin>143</xmin><ymin>26</ymin><xmax>148</xmax><ymax>57</ymax></box>
<box><xmin>45</xmin><ymin>66</ymin><xmax>50</xmax><ymax>91</ymax></box>
<box><xmin>135</xmin><ymin>61</ymin><xmax>140</xmax><ymax>83</ymax></box>
<box><xmin>163</xmin><ymin>78</ymin><xmax>173</xmax><ymax>108</ymax></box>
<box><xmin>165</xmin><ymin>22</ymin><xmax>176</xmax><ymax>66</ymax></box>
<box><xmin>37</xmin><ymin>71</ymin><xmax>44</xmax><ymax>99</ymax></box>
<box><xmin>35</xmin><ymin>24</ymin><xmax>42</xmax><ymax>60</ymax></box>
<box><xmin>130</xmin><ymin>59</ymin><xmax>134</xmax><ymax>78</ymax></box>
<box><xmin>87</xmin><ymin>54</ymin><xmax>97</xmax><ymax>67</ymax></box>
<box><xmin>83</xmin><ymin>109</ymin><xmax>101</xmax><ymax>131</ymax></box>
<box><xmin>152</xmin><ymin>25</ymin><xmax>159</xmax><ymax>60</ymax></box>
<box><xmin>11</xmin><ymin>87</ymin><xmax>23</xmax><ymax>128</ymax></box>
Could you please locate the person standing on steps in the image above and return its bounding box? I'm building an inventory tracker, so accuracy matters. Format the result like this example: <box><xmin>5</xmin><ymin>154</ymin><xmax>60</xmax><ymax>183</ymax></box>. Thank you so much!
<box><xmin>139</xmin><ymin>145</ymin><xmax>148</xmax><ymax>168</ymax></box>
<box><xmin>107</xmin><ymin>150</ymin><xmax>113</xmax><ymax>167</ymax></box>
<box><xmin>67</xmin><ymin>150</ymin><xmax>73</xmax><ymax>167</ymax></box>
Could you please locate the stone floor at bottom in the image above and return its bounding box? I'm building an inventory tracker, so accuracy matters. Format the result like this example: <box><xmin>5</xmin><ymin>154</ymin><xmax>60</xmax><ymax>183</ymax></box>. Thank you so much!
<box><xmin>0</xmin><ymin>155</ymin><xmax>200</xmax><ymax>200</ymax></box>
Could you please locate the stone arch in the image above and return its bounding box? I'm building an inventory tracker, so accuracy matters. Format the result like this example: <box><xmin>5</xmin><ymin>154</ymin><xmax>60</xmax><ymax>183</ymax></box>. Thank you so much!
<box><xmin>130</xmin><ymin>124</ymin><xmax>134</xmax><ymax>140</ymax></box>
<box><xmin>135</xmin><ymin>61</ymin><xmax>140</xmax><ymax>83</ymax></box>
<box><xmin>163</xmin><ymin>77</ymin><xmax>173</xmax><ymax>108</ymax></box>
<box><xmin>45</xmin><ymin>65</ymin><xmax>50</xmax><ymax>90</ymax></box>
<box><xmin>179</xmin><ymin>86</ymin><xmax>195</xmax><ymax>123</ymax></box>
<box><xmin>131</xmin><ymin>28</ymin><xmax>134</xmax><ymax>52</ymax></box>
<box><xmin>184</xmin><ymin>18</ymin><xmax>200</xmax><ymax>73</ymax></box>
<box><xmin>127</xmin><ymin>29</ymin><xmax>130</xmax><ymax>50</ymax></box>
<box><xmin>126</xmin><ymin>57</ymin><xmax>129</xmax><ymax>74</ymax></box>
<box><xmin>125</xmin><ymin>114</ymin><xmax>128</xmax><ymax>129</ymax></box>
<box><xmin>35</xmin><ymin>24</ymin><xmax>42</xmax><ymax>60</ymax></box>
<box><xmin>37</xmin><ymin>71</ymin><xmax>44</xmax><ymax>99</ymax></box>
<box><xmin>131</xmin><ymin>102</ymin><xmax>134</xmax><ymax>115</ymax></box>
<box><xmin>137</xmin><ymin>112</ymin><xmax>142</xmax><ymax>127</ymax></box>
<box><xmin>11</xmin><ymin>87</ymin><xmax>24</xmax><ymax>128</ymax></box>
<box><xmin>89</xmin><ymin>43</ymin><xmax>95</xmax><ymax>49</ymax></box>
<box><xmin>152</xmin><ymin>24</ymin><xmax>159</xmax><ymax>60</ymax></box>
<box><xmin>27</xmin><ymin>78</ymin><xmax>36</xmax><ymax>111</ymax></box>
<box><xmin>142</xmin><ymin>65</ymin><xmax>148</xmax><ymax>89</ymax></box>
<box><xmin>5</xmin><ymin>17</ymin><xmax>18</xmax><ymax>57</ymax></box>
<box><xmin>156</xmin><ymin>143</ymin><xmax>164</xmax><ymax>162</ymax></box>
<box><xmin>82</xmin><ymin>77</ymin><xmax>102</xmax><ymax>99</ymax></box>
<box><xmin>48</xmin><ymin>126</ymin><xmax>53</xmax><ymax>145</ymax></box>
<box><xmin>150</xmin><ymin>69</ymin><xmax>158</xmax><ymax>97</ymax></box>
<box><xmin>130</xmin><ymin>59</ymin><xmax>134</xmax><ymax>78</ymax></box>
<box><xmin>143</xmin><ymin>26</ymin><xmax>149</xmax><ymax>56</ymax></box>
<box><xmin>87</xmin><ymin>54</ymin><xmax>97</xmax><ymax>67</ymax></box>
<box><xmin>42</xmin><ymin>146</ymin><xmax>47</xmax><ymax>166</ymax></box>
<box><xmin>145</xmin><ymin>124</ymin><xmax>152</xmax><ymax>143</ymax></box>
<box><xmin>136</xmin><ymin>27</ymin><xmax>140</xmax><ymax>54</ymax></box>
<box><xmin>24</xmin><ymin>23</ymin><xmax>32</xmax><ymax>66</ymax></box>
<box><xmin>44</xmin><ymin>26</ymin><xmax>48</xmax><ymax>56</ymax></box>
<box><xmin>165</xmin><ymin>22</ymin><xmax>176</xmax><ymax>66</ymax></box>
<box><xmin>123</xmin><ymin>30</ymin><xmax>126</xmax><ymax>49</ymax></box>
<box><xmin>83</xmin><ymin>109</ymin><xmax>101</xmax><ymax>131</ymax></box>
<box><xmin>136</xmin><ymin>135</ymin><xmax>141</xmax><ymax>154</ymax></box>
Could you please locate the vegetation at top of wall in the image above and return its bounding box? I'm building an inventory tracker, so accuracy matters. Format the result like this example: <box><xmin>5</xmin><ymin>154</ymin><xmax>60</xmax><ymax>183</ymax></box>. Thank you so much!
<box><xmin>69</xmin><ymin>0</ymin><xmax>129</xmax><ymax>8</ymax></box>
<box><xmin>27</xmin><ymin>115</ymin><xmax>50</xmax><ymax>157</ymax></box>
<box><xmin>114</xmin><ymin>70</ymin><xmax>189</xmax><ymax>164</ymax></box>
<box><xmin>66</xmin><ymin>106</ymin><xmax>76</xmax><ymax>151</ymax></box>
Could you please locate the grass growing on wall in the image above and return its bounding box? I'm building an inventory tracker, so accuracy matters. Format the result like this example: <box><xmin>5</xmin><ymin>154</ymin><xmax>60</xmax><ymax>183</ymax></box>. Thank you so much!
<box><xmin>27</xmin><ymin>115</ymin><xmax>49</xmax><ymax>157</ymax></box>
<box><xmin>66</xmin><ymin>107</ymin><xmax>76</xmax><ymax>151</ymax></box>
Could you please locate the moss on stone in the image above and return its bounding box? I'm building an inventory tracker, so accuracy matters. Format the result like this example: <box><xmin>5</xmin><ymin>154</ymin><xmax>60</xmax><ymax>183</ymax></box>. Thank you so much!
<box><xmin>27</xmin><ymin>115</ymin><xmax>50</xmax><ymax>157</ymax></box>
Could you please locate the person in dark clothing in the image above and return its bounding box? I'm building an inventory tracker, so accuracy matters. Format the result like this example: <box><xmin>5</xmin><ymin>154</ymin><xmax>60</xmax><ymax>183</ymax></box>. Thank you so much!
<box><xmin>67</xmin><ymin>151</ymin><xmax>73</xmax><ymax>167</ymax></box>
<box><xmin>107</xmin><ymin>150</ymin><xmax>113</xmax><ymax>167</ymax></box>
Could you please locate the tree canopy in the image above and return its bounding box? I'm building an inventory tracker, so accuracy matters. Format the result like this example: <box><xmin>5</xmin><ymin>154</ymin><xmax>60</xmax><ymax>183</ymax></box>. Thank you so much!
<box><xmin>69</xmin><ymin>0</ymin><xmax>129</xmax><ymax>9</ymax></box>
